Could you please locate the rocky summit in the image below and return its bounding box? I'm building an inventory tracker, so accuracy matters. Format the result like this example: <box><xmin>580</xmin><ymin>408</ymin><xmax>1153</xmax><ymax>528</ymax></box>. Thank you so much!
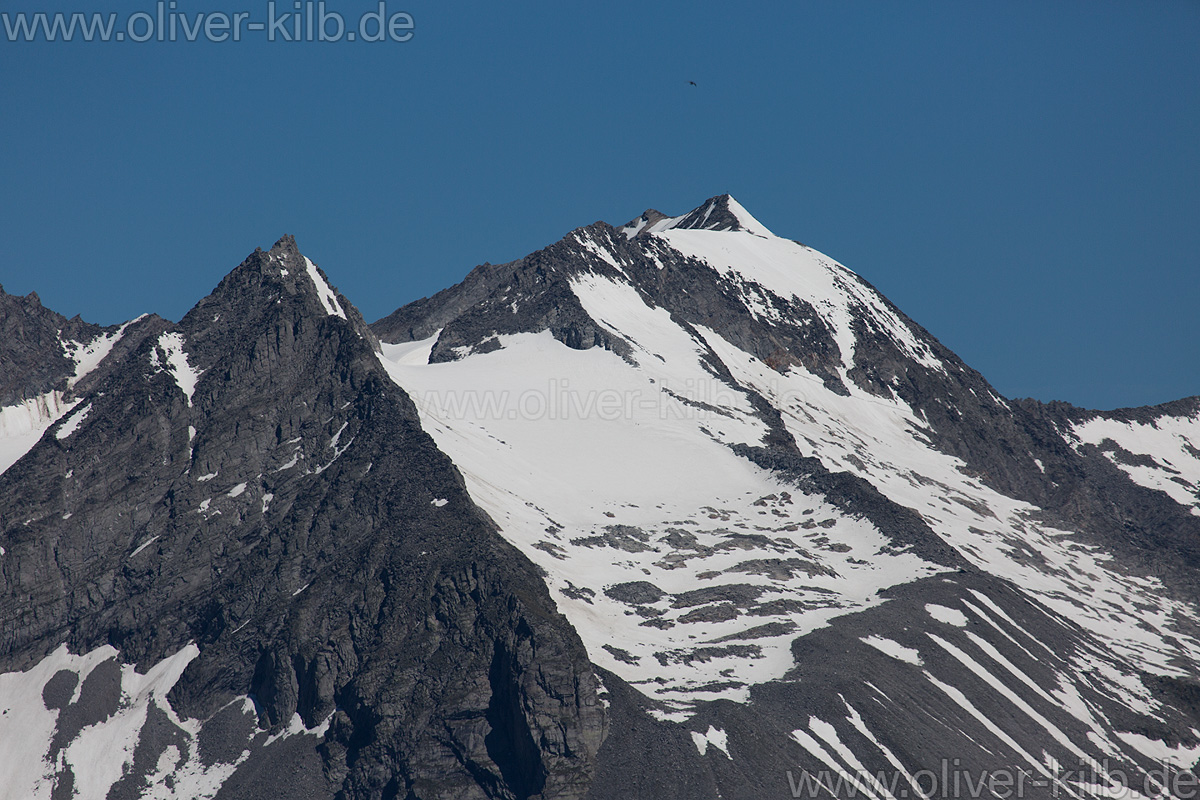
<box><xmin>2</xmin><ymin>197</ymin><xmax>1199</xmax><ymax>800</ymax></box>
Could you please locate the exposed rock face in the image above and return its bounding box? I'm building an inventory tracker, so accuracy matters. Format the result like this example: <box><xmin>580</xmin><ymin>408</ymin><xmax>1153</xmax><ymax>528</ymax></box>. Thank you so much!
<box><xmin>0</xmin><ymin>284</ymin><xmax>159</xmax><ymax>408</ymax></box>
<box><xmin>0</xmin><ymin>237</ymin><xmax>604</xmax><ymax>799</ymax></box>
<box><xmin>0</xmin><ymin>286</ymin><xmax>98</xmax><ymax>407</ymax></box>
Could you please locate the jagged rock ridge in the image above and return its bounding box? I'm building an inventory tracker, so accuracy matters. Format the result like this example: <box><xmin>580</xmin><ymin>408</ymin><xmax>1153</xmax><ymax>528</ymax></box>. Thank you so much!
<box><xmin>1</xmin><ymin>237</ymin><xmax>603</xmax><ymax>800</ymax></box>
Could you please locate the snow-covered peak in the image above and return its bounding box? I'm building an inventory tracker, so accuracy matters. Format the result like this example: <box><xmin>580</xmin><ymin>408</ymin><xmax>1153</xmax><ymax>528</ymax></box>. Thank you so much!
<box><xmin>371</xmin><ymin>194</ymin><xmax>1200</xmax><ymax>724</ymax></box>
<box><xmin>652</xmin><ymin>222</ymin><xmax>945</xmax><ymax>379</ymax></box>
<box><xmin>622</xmin><ymin>194</ymin><xmax>774</xmax><ymax>239</ymax></box>
<box><xmin>621</xmin><ymin>209</ymin><xmax>680</xmax><ymax>239</ymax></box>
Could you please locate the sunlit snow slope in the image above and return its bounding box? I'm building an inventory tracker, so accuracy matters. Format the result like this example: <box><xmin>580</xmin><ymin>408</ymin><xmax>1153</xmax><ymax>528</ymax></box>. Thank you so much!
<box><xmin>375</xmin><ymin>195</ymin><xmax>1200</xmax><ymax>741</ymax></box>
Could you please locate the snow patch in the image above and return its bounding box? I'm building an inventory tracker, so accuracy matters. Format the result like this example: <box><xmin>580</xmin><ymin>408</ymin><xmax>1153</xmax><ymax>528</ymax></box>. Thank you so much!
<box><xmin>1071</xmin><ymin>414</ymin><xmax>1200</xmax><ymax>516</ymax></box>
<box><xmin>61</xmin><ymin>316</ymin><xmax>141</xmax><ymax>390</ymax></box>
<box><xmin>380</xmin><ymin>329</ymin><xmax>442</xmax><ymax>366</ymax></box>
<box><xmin>54</xmin><ymin>402</ymin><xmax>91</xmax><ymax>440</ymax></box>
<box><xmin>861</xmin><ymin>635</ymin><xmax>922</xmax><ymax>666</ymax></box>
<box><xmin>0</xmin><ymin>643</ymin><xmax>251</xmax><ymax>800</ymax></box>
<box><xmin>150</xmin><ymin>332</ymin><xmax>201</xmax><ymax>406</ymax></box>
<box><xmin>690</xmin><ymin>725</ymin><xmax>730</xmax><ymax>758</ymax></box>
<box><xmin>263</xmin><ymin>710</ymin><xmax>333</xmax><ymax>748</ymax></box>
<box><xmin>1114</xmin><ymin>731</ymin><xmax>1200</xmax><ymax>770</ymax></box>
<box><xmin>926</xmin><ymin>604</ymin><xmax>968</xmax><ymax>627</ymax></box>
<box><xmin>304</xmin><ymin>257</ymin><xmax>347</xmax><ymax>319</ymax></box>
<box><xmin>130</xmin><ymin>535</ymin><xmax>159</xmax><ymax>558</ymax></box>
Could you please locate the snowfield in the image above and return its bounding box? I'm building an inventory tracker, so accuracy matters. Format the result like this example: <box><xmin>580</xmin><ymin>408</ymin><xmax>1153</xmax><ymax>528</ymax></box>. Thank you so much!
<box><xmin>379</xmin><ymin>208</ymin><xmax>1200</xmax><ymax>717</ymax></box>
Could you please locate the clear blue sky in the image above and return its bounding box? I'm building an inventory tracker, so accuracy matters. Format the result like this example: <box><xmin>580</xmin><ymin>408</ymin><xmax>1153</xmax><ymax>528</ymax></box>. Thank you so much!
<box><xmin>2</xmin><ymin>1</ymin><xmax>1197</xmax><ymax>410</ymax></box>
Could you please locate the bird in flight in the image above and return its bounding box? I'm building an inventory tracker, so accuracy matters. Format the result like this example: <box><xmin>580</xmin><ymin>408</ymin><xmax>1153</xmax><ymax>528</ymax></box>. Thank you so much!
<box><xmin>688</xmin><ymin>81</ymin><xmax>697</xmax><ymax>86</ymax></box>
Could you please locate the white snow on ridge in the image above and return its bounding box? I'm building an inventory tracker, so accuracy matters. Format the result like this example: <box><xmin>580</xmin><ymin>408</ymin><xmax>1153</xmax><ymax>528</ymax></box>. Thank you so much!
<box><xmin>621</xmin><ymin>217</ymin><xmax>651</xmax><ymax>239</ymax></box>
<box><xmin>0</xmin><ymin>320</ymin><xmax>138</xmax><ymax>477</ymax></box>
<box><xmin>655</xmin><ymin>227</ymin><xmax>943</xmax><ymax>376</ymax></box>
<box><xmin>722</xmin><ymin>196</ymin><xmax>771</xmax><ymax>236</ymax></box>
<box><xmin>575</xmin><ymin>230</ymin><xmax>626</xmax><ymax>274</ymax></box>
<box><xmin>622</xmin><ymin>212</ymin><xmax>681</xmax><ymax>240</ymax></box>
<box><xmin>61</xmin><ymin>315</ymin><xmax>142</xmax><ymax>389</ymax></box>
<box><xmin>377</xmin><ymin>275</ymin><xmax>945</xmax><ymax>713</ymax></box>
<box><xmin>304</xmin><ymin>257</ymin><xmax>347</xmax><ymax>319</ymax></box>
<box><xmin>621</xmin><ymin>196</ymin><xmax>773</xmax><ymax>240</ymax></box>
<box><xmin>1070</xmin><ymin>413</ymin><xmax>1200</xmax><ymax>516</ymax></box>
<box><xmin>382</xmin><ymin>329</ymin><xmax>441</xmax><ymax>366</ymax></box>
<box><xmin>151</xmin><ymin>332</ymin><xmax>201</xmax><ymax>406</ymax></box>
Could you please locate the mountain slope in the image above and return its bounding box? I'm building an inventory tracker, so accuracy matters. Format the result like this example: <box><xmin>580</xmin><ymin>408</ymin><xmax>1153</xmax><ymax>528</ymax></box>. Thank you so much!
<box><xmin>0</xmin><ymin>285</ymin><xmax>159</xmax><ymax>476</ymax></box>
<box><xmin>0</xmin><ymin>238</ymin><xmax>603</xmax><ymax>800</ymax></box>
<box><xmin>372</xmin><ymin>195</ymin><xmax>1200</xmax><ymax>797</ymax></box>
<box><xmin>2</xmin><ymin>199</ymin><xmax>1199</xmax><ymax>800</ymax></box>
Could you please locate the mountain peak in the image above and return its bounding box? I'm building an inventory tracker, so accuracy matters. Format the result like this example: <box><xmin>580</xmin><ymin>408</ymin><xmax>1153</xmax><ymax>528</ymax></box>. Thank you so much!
<box><xmin>268</xmin><ymin>233</ymin><xmax>300</xmax><ymax>257</ymax></box>
<box><xmin>203</xmin><ymin>235</ymin><xmax>349</xmax><ymax>321</ymax></box>
<box><xmin>621</xmin><ymin>194</ymin><xmax>773</xmax><ymax>238</ymax></box>
<box><xmin>177</xmin><ymin>236</ymin><xmax>380</xmax><ymax>377</ymax></box>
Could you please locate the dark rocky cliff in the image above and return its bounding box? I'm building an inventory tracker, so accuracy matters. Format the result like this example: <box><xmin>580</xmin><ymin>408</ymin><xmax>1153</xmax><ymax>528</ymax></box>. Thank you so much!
<box><xmin>0</xmin><ymin>237</ymin><xmax>605</xmax><ymax>799</ymax></box>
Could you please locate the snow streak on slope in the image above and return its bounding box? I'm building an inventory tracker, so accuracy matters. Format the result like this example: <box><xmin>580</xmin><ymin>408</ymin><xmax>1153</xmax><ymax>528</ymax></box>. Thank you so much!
<box><xmin>304</xmin><ymin>256</ymin><xmax>347</xmax><ymax>319</ymax></box>
<box><xmin>61</xmin><ymin>316</ymin><xmax>141</xmax><ymax>389</ymax></box>
<box><xmin>378</xmin><ymin>277</ymin><xmax>944</xmax><ymax>714</ymax></box>
<box><xmin>54</xmin><ymin>402</ymin><xmax>90</xmax><ymax>440</ymax></box>
<box><xmin>1070</xmin><ymin>413</ymin><xmax>1200</xmax><ymax>516</ymax></box>
<box><xmin>804</xmin><ymin>586</ymin><xmax>1200</xmax><ymax>798</ymax></box>
<box><xmin>658</xmin><ymin>227</ymin><xmax>944</xmax><ymax>374</ymax></box>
